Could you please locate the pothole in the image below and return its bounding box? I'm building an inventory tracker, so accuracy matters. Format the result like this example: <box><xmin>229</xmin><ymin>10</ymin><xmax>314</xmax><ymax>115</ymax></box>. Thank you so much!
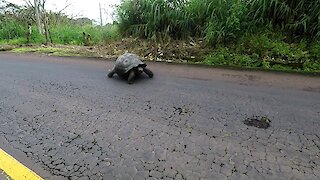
<box><xmin>243</xmin><ymin>116</ymin><xmax>271</xmax><ymax>129</ymax></box>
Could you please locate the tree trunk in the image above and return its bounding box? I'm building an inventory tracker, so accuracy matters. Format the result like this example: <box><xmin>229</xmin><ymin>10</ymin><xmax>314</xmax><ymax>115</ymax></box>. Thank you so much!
<box><xmin>44</xmin><ymin>14</ymin><xmax>51</xmax><ymax>45</ymax></box>
<box><xmin>34</xmin><ymin>0</ymin><xmax>43</xmax><ymax>34</ymax></box>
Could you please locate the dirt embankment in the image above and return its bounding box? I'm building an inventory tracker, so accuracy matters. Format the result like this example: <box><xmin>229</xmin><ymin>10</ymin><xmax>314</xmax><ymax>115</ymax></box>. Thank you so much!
<box><xmin>2</xmin><ymin>38</ymin><xmax>211</xmax><ymax>63</ymax></box>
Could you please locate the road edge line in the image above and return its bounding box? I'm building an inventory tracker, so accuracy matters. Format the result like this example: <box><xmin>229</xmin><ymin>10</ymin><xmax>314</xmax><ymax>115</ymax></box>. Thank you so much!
<box><xmin>0</xmin><ymin>148</ymin><xmax>42</xmax><ymax>180</ymax></box>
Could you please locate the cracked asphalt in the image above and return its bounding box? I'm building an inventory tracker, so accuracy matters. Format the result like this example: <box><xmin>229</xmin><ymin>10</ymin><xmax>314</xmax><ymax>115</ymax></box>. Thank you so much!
<box><xmin>0</xmin><ymin>52</ymin><xmax>319</xmax><ymax>180</ymax></box>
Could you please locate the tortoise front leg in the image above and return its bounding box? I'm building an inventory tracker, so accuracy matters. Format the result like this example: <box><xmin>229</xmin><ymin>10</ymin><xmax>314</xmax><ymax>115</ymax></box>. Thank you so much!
<box><xmin>143</xmin><ymin>67</ymin><xmax>153</xmax><ymax>78</ymax></box>
<box><xmin>127</xmin><ymin>70</ymin><xmax>136</xmax><ymax>84</ymax></box>
<box><xmin>108</xmin><ymin>69</ymin><xmax>115</xmax><ymax>78</ymax></box>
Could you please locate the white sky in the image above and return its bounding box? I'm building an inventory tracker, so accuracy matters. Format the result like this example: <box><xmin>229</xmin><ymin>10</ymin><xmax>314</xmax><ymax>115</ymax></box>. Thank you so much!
<box><xmin>7</xmin><ymin>0</ymin><xmax>121</xmax><ymax>24</ymax></box>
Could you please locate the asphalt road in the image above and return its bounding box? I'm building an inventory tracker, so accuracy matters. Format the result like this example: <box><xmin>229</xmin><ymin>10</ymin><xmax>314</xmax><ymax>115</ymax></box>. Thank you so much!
<box><xmin>0</xmin><ymin>52</ymin><xmax>319</xmax><ymax>180</ymax></box>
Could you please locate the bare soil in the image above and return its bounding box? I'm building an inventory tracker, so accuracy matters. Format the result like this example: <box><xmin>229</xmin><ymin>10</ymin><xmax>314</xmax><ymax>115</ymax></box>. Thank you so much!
<box><xmin>2</xmin><ymin>38</ymin><xmax>211</xmax><ymax>63</ymax></box>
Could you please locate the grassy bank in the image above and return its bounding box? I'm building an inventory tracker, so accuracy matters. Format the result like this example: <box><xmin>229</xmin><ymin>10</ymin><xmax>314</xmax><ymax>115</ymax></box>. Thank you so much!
<box><xmin>204</xmin><ymin>31</ymin><xmax>320</xmax><ymax>73</ymax></box>
<box><xmin>115</xmin><ymin>0</ymin><xmax>320</xmax><ymax>72</ymax></box>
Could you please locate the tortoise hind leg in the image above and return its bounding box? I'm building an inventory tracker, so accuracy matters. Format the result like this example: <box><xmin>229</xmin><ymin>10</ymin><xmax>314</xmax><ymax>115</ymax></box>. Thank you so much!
<box><xmin>108</xmin><ymin>69</ymin><xmax>115</xmax><ymax>78</ymax></box>
<box><xmin>127</xmin><ymin>70</ymin><xmax>136</xmax><ymax>84</ymax></box>
<box><xmin>143</xmin><ymin>68</ymin><xmax>153</xmax><ymax>78</ymax></box>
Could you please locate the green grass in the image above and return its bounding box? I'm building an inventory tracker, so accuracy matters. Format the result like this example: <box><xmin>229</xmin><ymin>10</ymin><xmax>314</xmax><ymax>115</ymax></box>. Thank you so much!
<box><xmin>48</xmin><ymin>24</ymin><xmax>120</xmax><ymax>45</ymax></box>
<box><xmin>0</xmin><ymin>38</ymin><xmax>26</xmax><ymax>45</ymax></box>
<box><xmin>203</xmin><ymin>32</ymin><xmax>320</xmax><ymax>73</ymax></box>
<box><xmin>0</xmin><ymin>19</ymin><xmax>120</xmax><ymax>45</ymax></box>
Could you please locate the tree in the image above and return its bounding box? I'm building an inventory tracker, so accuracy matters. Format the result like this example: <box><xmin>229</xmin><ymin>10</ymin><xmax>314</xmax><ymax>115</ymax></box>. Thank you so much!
<box><xmin>34</xmin><ymin>0</ymin><xmax>42</xmax><ymax>33</ymax></box>
<box><xmin>24</xmin><ymin>0</ymin><xmax>71</xmax><ymax>44</ymax></box>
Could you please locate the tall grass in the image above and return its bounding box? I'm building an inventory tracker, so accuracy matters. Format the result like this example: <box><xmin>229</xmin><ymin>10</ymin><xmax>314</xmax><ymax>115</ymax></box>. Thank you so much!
<box><xmin>0</xmin><ymin>19</ymin><xmax>25</xmax><ymax>42</ymax></box>
<box><xmin>116</xmin><ymin>0</ymin><xmax>252</xmax><ymax>43</ymax></box>
<box><xmin>117</xmin><ymin>0</ymin><xmax>320</xmax><ymax>44</ymax></box>
<box><xmin>0</xmin><ymin>20</ymin><xmax>120</xmax><ymax>45</ymax></box>
<box><xmin>117</xmin><ymin>0</ymin><xmax>190</xmax><ymax>39</ymax></box>
<box><xmin>116</xmin><ymin>0</ymin><xmax>320</xmax><ymax>72</ymax></box>
<box><xmin>51</xmin><ymin>24</ymin><xmax>120</xmax><ymax>45</ymax></box>
<box><xmin>247</xmin><ymin>0</ymin><xmax>320</xmax><ymax>38</ymax></box>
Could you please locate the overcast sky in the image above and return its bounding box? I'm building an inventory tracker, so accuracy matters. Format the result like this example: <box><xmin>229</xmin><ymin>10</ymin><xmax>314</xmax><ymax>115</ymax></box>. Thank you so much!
<box><xmin>8</xmin><ymin>0</ymin><xmax>121</xmax><ymax>24</ymax></box>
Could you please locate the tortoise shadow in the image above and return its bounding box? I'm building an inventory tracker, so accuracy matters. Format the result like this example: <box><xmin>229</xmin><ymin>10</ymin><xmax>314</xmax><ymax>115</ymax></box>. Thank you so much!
<box><xmin>108</xmin><ymin>73</ymin><xmax>153</xmax><ymax>85</ymax></box>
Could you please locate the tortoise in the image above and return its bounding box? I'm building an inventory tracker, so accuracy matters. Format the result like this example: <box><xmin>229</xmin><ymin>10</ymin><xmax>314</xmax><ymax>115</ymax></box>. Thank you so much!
<box><xmin>108</xmin><ymin>53</ymin><xmax>153</xmax><ymax>84</ymax></box>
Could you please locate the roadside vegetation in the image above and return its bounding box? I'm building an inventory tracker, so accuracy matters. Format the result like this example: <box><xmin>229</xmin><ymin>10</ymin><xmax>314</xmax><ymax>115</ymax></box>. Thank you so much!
<box><xmin>0</xmin><ymin>8</ymin><xmax>120</xmax><ymax>45</ymax></box>
<box><xmin>0</xmin><ymin>1</ymin><xmax>120</xmax><ymax>45</ymax></box>
<box><xmin>0</xmin><ymin>0</ymin><xmax>320</xmax><ymax>73</ymax></box>
<box><xmin>117</xmin><ymin>0</ymin><xmax>320</xmax><ymax>72</ymax></box>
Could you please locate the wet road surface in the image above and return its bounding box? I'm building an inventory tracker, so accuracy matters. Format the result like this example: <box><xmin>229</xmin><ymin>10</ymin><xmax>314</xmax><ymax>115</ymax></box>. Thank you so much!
<box><xmin>0</xmin><ymin>52</ymin><xmax>319</xmax><ymax>179</ymax></box>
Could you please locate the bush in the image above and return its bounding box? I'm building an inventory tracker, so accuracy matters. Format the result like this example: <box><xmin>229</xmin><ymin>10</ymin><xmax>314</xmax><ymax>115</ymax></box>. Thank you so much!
<box><xmin>0</xmin><ymin>19</ymin><xmax>25</xmax><ymax>41</ymax></box>
<box><xmin>309</xmin><ymin>41</ymin><xmax>320</xmax><ymax>60</ymax></box>
<box><xmin>204</xmin><ymin>47</ymin><xmax>260</xmax><ymax>67</ymax></box>
<box><xmin>238</xmin><ymin>31</ymin><xmax>308</xmax><ymax>64</ymax></box>
<box><xmin>203</xmin><ymin>30</ymin><xmax>320</xmax><ymax>72</ymax></box>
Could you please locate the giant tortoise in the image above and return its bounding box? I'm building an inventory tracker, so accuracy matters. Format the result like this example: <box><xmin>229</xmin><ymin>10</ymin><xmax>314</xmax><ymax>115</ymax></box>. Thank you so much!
<box><xmin>108</xmin><ymin>53</ymin><xmax>153</xmax><ymax>84</ymax></box>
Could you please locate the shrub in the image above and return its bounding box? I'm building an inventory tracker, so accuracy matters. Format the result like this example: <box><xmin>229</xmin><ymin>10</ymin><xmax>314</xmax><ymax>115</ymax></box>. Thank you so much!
<box><xmin>0</xmin><ymin>19</ymin><xmax>25</xmax><ymax>41</ymax></box>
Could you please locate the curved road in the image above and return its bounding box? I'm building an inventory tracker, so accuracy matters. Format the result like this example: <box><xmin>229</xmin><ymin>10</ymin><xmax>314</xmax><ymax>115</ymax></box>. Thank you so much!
<box><xmin>0</xmin><ymin>52</ymin><xmax>319</xmax><ymax>179</ymax></box>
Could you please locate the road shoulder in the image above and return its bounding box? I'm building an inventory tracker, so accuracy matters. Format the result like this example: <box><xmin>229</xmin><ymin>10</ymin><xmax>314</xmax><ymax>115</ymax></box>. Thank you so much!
<box><xmin>0</xmin><ymin>136</ymin><xmax>63</xmax><ymax>180</ymax></box>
